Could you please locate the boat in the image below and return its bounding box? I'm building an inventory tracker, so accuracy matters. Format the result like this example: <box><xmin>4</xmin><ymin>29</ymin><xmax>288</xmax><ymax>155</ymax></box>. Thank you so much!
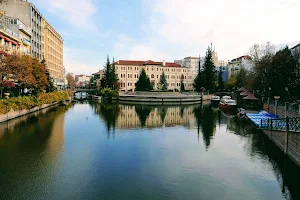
<box><xmin>210</xmin><ymin>96</ymin><xmax>220</xmax><ymax>106</ymax></box>
<box><xmin>219</xmin><ymin>97</ymin><xmax>237</xmax><ymax>111</ymax></box>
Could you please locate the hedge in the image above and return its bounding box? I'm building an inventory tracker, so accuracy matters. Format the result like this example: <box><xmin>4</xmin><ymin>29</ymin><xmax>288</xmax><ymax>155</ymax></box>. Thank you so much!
<box><xmin>0</xmin><ymin>91</ymin><xmax>69</xmax><ymax>114</ymax></box>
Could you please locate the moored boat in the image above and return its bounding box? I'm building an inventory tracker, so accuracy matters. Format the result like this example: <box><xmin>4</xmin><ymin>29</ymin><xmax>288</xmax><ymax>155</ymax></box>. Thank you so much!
<box><xmin>219</xmin><ymin>97</ymin><xmax>237</xmax><ymax>110</ymax></box>
<box><xmin>210</xmin><ymin>96</ymin><xmax>220</xmax><ymax>106</ymax></box>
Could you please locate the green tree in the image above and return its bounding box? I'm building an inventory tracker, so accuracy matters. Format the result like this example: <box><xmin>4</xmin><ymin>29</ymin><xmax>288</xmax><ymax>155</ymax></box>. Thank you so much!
<box><xmin>203</xmin><ymin>47</ymin><xmax>217</xmax><ymax>92</ymax></box>
<box><xmin>236</xmin><ymin>67</ymin><xmax>248</xmax><ymax>88</ymax></box>
<box><xmin>225</xmin><ymin>76</ymin><xmax>237</xmax><ymax>90</ymax></box>
<box><xmin>159</xmin><ymin>71</ymin><xmax>168</xmax><ymax>91</ymax></box>
<box><xmin>180</xmin><ymin>74</ymin><xmax>185</xmax><ymax>91</ymax></box>
<box><xmin>270</xmin><ymin>47</ymin><xmax>297</xmax><ymax>97</ymax></box>
<box><xmin>217</xmin><ymin>68</ymin><xmax>224</xmax><ymax>91</ymax></box>
<box><xmin>135</xmin><ymin>68</ymin><xmax>152</xmax><ymax>91</ymax></box>
<box><xmin>101</xmin><ymin>56</ymin><xmax>111</xmax><ymax>89</ymax></box>
<box><xmin>111</xmin><ymin>58</ymin><xmax>119</xmax><ymax>90</ymax></box>
<box><xmin>193</xmin><ymin>56</ymin><xmax>203</xmax><ymax>92</ymax></box>
<box><xmin>100</xmin><ymin>56</ymin><xmax>119</xmax><ymax>90</ymax></box>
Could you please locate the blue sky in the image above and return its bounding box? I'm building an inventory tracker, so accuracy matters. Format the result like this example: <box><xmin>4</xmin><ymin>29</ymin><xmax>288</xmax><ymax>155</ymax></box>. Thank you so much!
<box><xmin>31</xmin><ymin>0</ymin><xmax>300</xmax><ymax>75</ymax></box>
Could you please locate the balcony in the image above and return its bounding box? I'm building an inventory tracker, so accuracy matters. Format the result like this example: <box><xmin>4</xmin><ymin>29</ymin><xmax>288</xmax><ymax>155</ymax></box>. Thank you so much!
<box><xmin>19</xmin><ymin>24</ymin><xmax>32</xmax><ymax>36</ymax></box>
<box><xmin>0</xmin><ymin>44</ymin><xmax>20</xmax><ymax>55</ymax></box>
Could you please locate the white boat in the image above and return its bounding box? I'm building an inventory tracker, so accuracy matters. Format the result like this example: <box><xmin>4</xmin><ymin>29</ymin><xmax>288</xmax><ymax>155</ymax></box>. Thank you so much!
<box><xmin>219</xmin><ymin>98</ymin><xmax>237</xmax><ymax>110</ymax></box>
<box><xmin>210</xmin><ymin>96</ymin><xmax>220</xmax><ymax>106</ymax></box>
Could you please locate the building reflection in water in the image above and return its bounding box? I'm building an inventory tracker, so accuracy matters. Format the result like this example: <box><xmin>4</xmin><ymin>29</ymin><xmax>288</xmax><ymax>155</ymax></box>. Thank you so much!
<box><xmin>0</xmin><ymin>105</ymin><xmax>68</xmax><ymax>159</ymax></box>
<box><xmin>92</xmin><ymin>102</ymin><xmax>199</xmax><ymax>130</ymax></box>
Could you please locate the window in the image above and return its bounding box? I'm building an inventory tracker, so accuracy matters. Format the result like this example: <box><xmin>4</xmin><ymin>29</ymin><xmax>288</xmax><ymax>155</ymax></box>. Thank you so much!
<box><xmin>151</xmin><ymin>74</ymin><xmax>154</xmax><ymax>78</ymax></box>
<box><xmin>157</xmin><ymin>75</ymin><xmax>159</xmax><ymax>79</ymax></box>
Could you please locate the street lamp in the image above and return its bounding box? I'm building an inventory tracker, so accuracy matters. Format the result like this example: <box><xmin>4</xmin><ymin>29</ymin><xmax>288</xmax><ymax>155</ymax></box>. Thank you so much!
<box><xmin>285</xmin><ymin>87</ymin><xmax>289</xmax><ymax>118</ymax></box>
<box><xmin>268</xmin><ymin>87</ymin><xmax>271</xmax><ymax>105</ymax></box>
<box><xmin>274</xmin><ymin>96</ymin><xmax>280</xmax><ymax>115</ymax></box>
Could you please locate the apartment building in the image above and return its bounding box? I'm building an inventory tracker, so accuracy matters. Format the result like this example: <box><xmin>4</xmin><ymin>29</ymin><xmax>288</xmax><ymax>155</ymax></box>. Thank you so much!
<box><xmin>41</xmin><ymin>19</ymin><xmax>64</xmax><ymax>88</ymax></box>
<box><xmin>227</xmin><ymin>55</ymin><xmax>252</xmax><ymax>78</ymax></box>
<box><xmin>0</xmin><ymin>11</ymin><xmax>30</xmax><ymax>56</ymax></box>
<box><xmin>2</xmin><ymin>0</ymin><xmax>43</xmax><ymax>60</ymax></box>
<box><xmin>115</xmin><ymin>60</ymin><xmax>197</xmax><ymax>91</ymax></box>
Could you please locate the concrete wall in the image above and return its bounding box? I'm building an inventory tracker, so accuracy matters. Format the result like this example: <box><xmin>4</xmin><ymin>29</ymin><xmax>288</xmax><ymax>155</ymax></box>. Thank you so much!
<box><xmin>0</xmin><ymin>102</ymin><xmax>59</xmax><ymax>123</ymax></box>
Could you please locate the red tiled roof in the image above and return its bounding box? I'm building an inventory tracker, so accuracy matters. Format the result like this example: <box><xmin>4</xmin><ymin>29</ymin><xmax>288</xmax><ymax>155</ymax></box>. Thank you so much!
<box><xmin>115</xmin><ymin>60</ymin><xmax>182</xmax><ymax>67</ymax></box>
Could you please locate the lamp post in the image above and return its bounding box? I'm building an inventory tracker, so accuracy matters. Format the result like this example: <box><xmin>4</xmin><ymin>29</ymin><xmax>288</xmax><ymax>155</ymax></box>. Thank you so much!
<box><xmin>274</xmin><ymin>96</ymin><xmax>280</xmax><ymax>116</ymax></box>
<box><xmin>267</xmin><ymin>87</ymin><xmax>271</xmax><ymax>105</ymax></box>
<box><xmin>285</xmin><ymin>87</ymin><xmax>289</xmax><ymax>118</ymax></box>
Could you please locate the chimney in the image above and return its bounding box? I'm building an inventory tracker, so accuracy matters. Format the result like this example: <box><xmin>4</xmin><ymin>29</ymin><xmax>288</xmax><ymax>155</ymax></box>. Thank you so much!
<box><xmin>163</xmin><ymin>60</ymin><xmax>166</xmax><ymax>66</ymax></box>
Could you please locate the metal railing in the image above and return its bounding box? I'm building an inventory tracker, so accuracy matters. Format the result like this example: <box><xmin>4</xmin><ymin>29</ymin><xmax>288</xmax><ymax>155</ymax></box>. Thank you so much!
<box><xmin>260</xmin><ymin>117</ymin><xmax>300</xmax><ymax>132</ymax></box>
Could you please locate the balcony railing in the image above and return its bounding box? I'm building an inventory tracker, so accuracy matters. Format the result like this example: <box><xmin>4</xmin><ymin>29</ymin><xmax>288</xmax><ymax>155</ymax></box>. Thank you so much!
<box><xmin>0</xmin><ymin>44</ymin><xmax>20</xmax><ymax>55</ymax></box>
<box><xmin>19</xmin><ymin>24</ymin><xmax>32</xmax><ymax>36</ymax></box>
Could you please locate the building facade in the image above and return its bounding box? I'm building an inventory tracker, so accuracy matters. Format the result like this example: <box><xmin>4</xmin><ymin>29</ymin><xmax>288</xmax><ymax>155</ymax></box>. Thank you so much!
<box><xmin>41</xmin><ymin>18</ymin><xmax>64</xmax><ymax>88</ymax></box>
<box><xmin>227</xmin><ymin>55</ymin><xmax>252</xmax><ymax>78</ymax></box>
<box><xmin>0</xmin><ymin>11</ymin><xmax>30</xmax><ymax>56</ymax></box>
<box><xmin>2</xmin><ymin>0</ymin><xmax>43</xmax><ymax>60</ymax></box>
<box><xmin>115</xmin><ymin>60</ymin><xmax>197</xmax><ymax>91</ymax></box>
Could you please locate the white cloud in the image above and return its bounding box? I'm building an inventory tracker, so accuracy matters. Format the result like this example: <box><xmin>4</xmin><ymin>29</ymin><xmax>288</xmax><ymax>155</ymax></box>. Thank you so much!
<box><xmin>36</xmin><ymin>0</ymin><xmax>97</xmax><ymax>31</ymax></box>
<box><xmin>121</xmin><ymin>0</ymin><xmax>300</xmax><ymax>62</ymax></box>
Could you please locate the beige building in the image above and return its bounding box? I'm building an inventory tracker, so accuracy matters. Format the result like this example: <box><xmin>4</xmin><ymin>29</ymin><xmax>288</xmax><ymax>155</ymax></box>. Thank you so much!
<box><xmin>115</xmin><ymin>60</ymin><xmax>197</xmax><ymax>91</ymax></box>
<box><xmin>0</xmin><ymin>11</ymin><xmax>30</xmax><ymax>56</ymax></box>
<box><xmin>1</xmin><ymin>0</ymin><xmax>43</xmax><ymax>60</ymax></box>
<box><xmin>41</xmin><ymin>18</ymin><xmax>64</xmax><ymax>88</ymax></box>
<box><xmin>227</xmin><ymin>55</ymin><xmax>252</xmax><ymax>78</ymax></box>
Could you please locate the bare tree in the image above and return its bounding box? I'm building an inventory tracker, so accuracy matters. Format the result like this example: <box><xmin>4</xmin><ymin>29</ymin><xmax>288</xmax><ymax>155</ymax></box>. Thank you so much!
<box><xmin>66</xmin><ymin>73</ymin><xmax>75</xmax><ymax>90</ymax></box>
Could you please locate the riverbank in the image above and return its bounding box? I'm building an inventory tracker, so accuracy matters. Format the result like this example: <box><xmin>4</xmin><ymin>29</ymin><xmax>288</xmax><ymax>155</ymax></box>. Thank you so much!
<box><xmin>0</xmin><ymin>91</ymin><xmax>70</xmax><ymax>123</ymax></box>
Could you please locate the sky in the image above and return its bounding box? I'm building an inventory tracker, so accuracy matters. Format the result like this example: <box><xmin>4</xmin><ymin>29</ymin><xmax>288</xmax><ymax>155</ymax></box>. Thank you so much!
<box><xmin>31</xmin><ymin>0</ymin><xmax>300</xmax><ymax>75</ymax></box>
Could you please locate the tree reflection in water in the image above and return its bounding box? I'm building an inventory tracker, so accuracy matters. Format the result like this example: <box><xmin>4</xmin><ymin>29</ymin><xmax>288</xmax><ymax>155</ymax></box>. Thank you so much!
<box><xmin>94</xmin><ymin>102</ymin><xmax>120</xmax><ymax>133</ymax></box>
<box><xmin>227</xmin><ymin>118</ymin><xmax>300</xmax><ymax>200</ymax></box>
<box><xmin>134</xmin><ymin>106</ymin><xmax>153</xmax><ymax>127</ymax></box>
<box><xmin>193</xmin><ymin>105</ymin><xmax>217</xmax><ymax>150</ymax></box>
<box><xmin>158</xmin><ymin>107</ymin><xmax>168</xmax><ymax>124</ymax></box>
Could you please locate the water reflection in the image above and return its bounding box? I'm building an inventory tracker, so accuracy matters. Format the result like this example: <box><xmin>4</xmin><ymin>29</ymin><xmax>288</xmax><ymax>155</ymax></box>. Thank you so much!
<box><xmin>0</xmin><ymin>105</ymin><xmax>70</xmax><ymax>199</ymax></box>
<box><xmin>92</xmin><ymin>103</ymin><xmax>197</xmax><ymax>130</ymax></box>
<box><xmin>0</xmin><ymin>102</ymin><xmax>299</xmax><ymax>200</ymax></box>
<box><xmin>227</xmin><ymin>118</ymin><xmax>300</xmax><ymax>200</ymax></box>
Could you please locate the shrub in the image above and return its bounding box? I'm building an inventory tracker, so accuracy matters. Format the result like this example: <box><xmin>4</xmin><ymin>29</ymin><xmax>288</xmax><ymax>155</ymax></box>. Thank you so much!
<box><xmin>99</xmin><ymin>88</ymin><xmax>119</xmax><ymax>98</ymax></box>
<box><xmin>0</xmin><ymin>91</ymin><xmax>69</xmax><ymax>114</ymax></box>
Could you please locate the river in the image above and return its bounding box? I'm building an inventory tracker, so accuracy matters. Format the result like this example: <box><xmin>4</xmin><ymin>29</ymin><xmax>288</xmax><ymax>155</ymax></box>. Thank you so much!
<box><xmin>0</xmin><ymin>101</ymin><xmax>299</xmax><ymax>200</ymax></box>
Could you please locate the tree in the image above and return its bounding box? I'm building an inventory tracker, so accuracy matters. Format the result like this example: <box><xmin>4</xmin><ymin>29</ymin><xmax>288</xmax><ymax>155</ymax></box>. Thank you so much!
<box><xmin>46</xmin><ymin>70</ymin><xmax>56</xmax><ymax>92</ymax></box>
<box><xmin>217</xmin><ymin>68</ymin><xmax>224</xmax><ymax>91</ymax></box>
<box><xmin>225</xmin><ymin>76</ymin><xmax>237</xmax><ymax>90</ymax></box>
<box><xmin>202</xmin><ymin>47</ymin><xmax>217</xmax><ymax>92</ymax></box>
<box><xmin>110</xmin><ymin>58</ymin><xmax>119</xmax><ymax>90</ymax></box>
<box><xmin>158</xmin><ymin>71</ymin><xmax>168</xmax><ymax>91</ymax></box>
<box><xmin>135</xmin><ymin>68</ymin><xmax>152</xmax><ymax>91</ymax></box>
<box><xmin>101</xmin><ymin>56</ymin><xmax>119</xmax><ymax>90</ymax></box>
<box><xmin>193</xmin><ymin>56</ymin><xmax>203</xmax><ymax>92</ymax></box>
<box><xmin>101</xmin><ymin>56</ymin><xmax>111</xmax><ymax>89</ymax></box>
<box><xmin>31</xmin><ymin>58</ymin><xmax>48</xmax><ymax>94</ymax></box>
<box><xmin>66</xmin><ymin>73</ymin><xmax>75</xmax><ymax>90</ymax></box>
<box><xmin>180</xmin><ymin>74</ymin><xmax>185</xmax><ymax>91</ymax></box>
<box><xmin>270</xmin><ymin>47</ymin><xmax>297</xmax><ymax>97</ymax></box>
<box><xmin>236</xmin><ymin>67</ymin><xmax>248</xmax><ymax>88</ymax></box>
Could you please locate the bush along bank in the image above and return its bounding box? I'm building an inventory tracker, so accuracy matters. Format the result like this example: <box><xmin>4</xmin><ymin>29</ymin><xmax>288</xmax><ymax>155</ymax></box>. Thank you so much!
<box><xmin>0</xmin><ymin>91</ymin><xmax>69</xmax><ymax>114</ymax></box>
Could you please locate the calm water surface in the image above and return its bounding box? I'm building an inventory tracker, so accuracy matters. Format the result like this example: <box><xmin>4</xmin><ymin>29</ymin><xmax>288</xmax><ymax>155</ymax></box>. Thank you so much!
<box><xmin>0</xmin><ymin>102</ymin><xmax>299</xmax><ymax>200</ymax></box>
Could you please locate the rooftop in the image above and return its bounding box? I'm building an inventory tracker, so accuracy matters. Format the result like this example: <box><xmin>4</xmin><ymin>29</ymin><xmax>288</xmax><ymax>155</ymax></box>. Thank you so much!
<box><xmin>115</xmin><ymin>60</ymin><xmax>183</xmax><ymax>68</ymax></box>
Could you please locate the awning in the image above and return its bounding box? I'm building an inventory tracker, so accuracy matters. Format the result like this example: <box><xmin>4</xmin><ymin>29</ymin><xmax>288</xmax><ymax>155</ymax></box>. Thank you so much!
<box><xmin>240</xmin><ymin>90</ymin><xmax>252</xmax><ymax>96</ymax></box>
<box><xmin>237</xmin><ymin>87</ymin><xmax>247</xmax><ymax>92</ymax></box>
<box><xmin>243</xmin><ymin>94</ymin><xmax>259</xmax><ymax>100</ymax></box>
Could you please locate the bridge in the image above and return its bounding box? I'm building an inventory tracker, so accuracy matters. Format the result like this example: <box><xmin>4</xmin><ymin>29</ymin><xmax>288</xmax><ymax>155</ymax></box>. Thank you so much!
<box><xmin>73</xmin><ymin>88</ymin><xmax>97</xmax><ymax>94</ymax></box>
